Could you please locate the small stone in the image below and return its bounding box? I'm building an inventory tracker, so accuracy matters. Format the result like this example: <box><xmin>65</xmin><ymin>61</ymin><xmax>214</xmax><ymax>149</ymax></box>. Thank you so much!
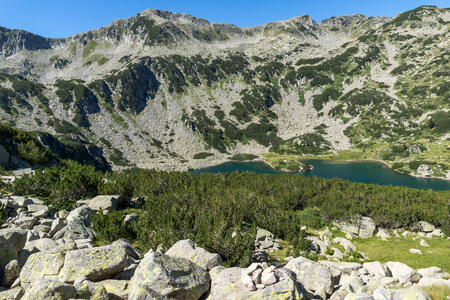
<box><xmin>241</xmin><ymin>271</ymin><xmax>254</xmax><ymax>287</ymax></box>
<box><xmin>252</xmin><ymin>268</ymin><xmax>263</xmax><ymax>284</ymax></box>
<box><xmin>262</xmin><ymin>265</ymin><xmax>276</xmax><ymax>275</ymax></box>
<box><xmin>256</xmin><ymin>284</ymin><xmax>265</xmax><ymax>289</ymax></box>
<box><xmin>420</xmin><ymin>239</ymin><xmax>430</xmax><ymax>247</ymax></box>
<box><xmin>245</xmin><ymin>263</ymin><xmax>260</xmax><ymax>275</ymax></box>
<box><xmin>409</xmin><ymin>249</ymin><xmax>423</xmax><ymax>254</ymax></box>
<box><xmin>261</xmin><ymin>272</ymin><xmax>278</xmax><ymax>286</ymax></box>
<box><xmin>426</xmin><ymin>233</ymin><xmax>434</xmax><ymax>239</ymax></box>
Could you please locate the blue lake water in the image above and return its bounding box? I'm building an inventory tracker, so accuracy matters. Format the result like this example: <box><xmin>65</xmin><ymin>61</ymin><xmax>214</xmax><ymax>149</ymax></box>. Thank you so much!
<box><xmin>192</xmin><ymin>160</ymin><xmax>450</xmax><ymax>191</ymax></box>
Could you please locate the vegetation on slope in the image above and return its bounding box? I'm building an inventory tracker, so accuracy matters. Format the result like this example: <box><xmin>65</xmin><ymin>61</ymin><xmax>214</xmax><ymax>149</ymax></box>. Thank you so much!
<box><xmin>8</xmin><ymin>165</ymin><xmax>450</xmax><ymax>267</ymax></box>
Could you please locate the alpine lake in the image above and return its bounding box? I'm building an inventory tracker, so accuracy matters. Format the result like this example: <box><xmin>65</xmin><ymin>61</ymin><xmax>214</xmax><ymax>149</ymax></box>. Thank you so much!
<box><xmin>192</xmin><ymin>160</ymin><xmax>450</xmax><ymax>191</ymax></box>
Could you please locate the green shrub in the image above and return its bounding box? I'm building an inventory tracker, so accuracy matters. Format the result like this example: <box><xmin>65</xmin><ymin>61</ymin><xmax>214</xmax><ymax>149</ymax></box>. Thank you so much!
<box><xmin>193</xmin><ymin>152</ymin><xmax>214</xmax><ymax>159</ymax></box>
<box><xmin>297</xmin><ymin>208</ymin><xmax>327</xmax><ymax>229</ymax></box>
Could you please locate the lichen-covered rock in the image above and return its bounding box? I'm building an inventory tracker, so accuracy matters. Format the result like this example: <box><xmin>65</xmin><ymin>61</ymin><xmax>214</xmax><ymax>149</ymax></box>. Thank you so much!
<box><xmin>58</xmin><ymin>244</ymin><xmax>128</xmax><ymax>283</ymax></box>
<box><xmin>0</xmin><ymin>287</ymin><xmax>24</xmax><ymax>300</ymax></box>
<box><xmin>101</xmin><ymin>279</ymin><xmax>129</xmax><ymax>300</ymax></box>
<box><xmin>344</xmin><ymin>293</ymin><xmax>374</xmax><ymax>300</ymax></box>
<box><xmin>2</xmin><ymin>260</ymin><xmax>20</xmax><ymax>287</ymax></box>
<box><xmin>0</xmin><ymin>229</ymin><xmax>27</xmax><ymax>277</ymax></box>
<box><xmin>63</xmin><ymin>218</ymin><xmax>96</xmax><ymax>240</ymax></box>
<box><xmin>286</xmin><ymin>256</ymin><xmax>334</xmax><ymax>295</ymax></box>
<box><xmin>21</xmin><ymin>279</ymin><xmax>76</xmax><ymax>300</ymax></box>
<box><xmin>385</xmin><ymin>261</ymin><xmax>422</xmax><ymax>284</ymax></box>
<box><xmin>165</xmin><ymin>239</ymin><xmax>222</xmax><ymax>271</ymax></box>
<box><xmin>128</xmin><ymin>251</ymin><xmax>210</xmax><ymax>300</ymax></box>
<box><xmin>330</xmin><ymin>283</ymin><xmax>355</xmax><ymax>300</ymax></box>
<box><xmin>74</xmin><ymin>278</ymin><xmax>109</xmax><ymax>300</ymax></box>
<box><xmin>391</xmin><ymin>286</ymin><xmax>431</xmax><ymax>300</ymax></box>
<box><xmin>207</xmin><ymin>267</ymin><xmax>306</xmax><ymax>300</ymax></box>
<box><xmin>20</xmin><ymin>252</ymin><xmax>65</xmax><ymax>284</ymax></box>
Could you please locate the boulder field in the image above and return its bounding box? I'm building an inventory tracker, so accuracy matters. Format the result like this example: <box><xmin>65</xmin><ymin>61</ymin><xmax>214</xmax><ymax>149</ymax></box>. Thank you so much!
<box><xmin>0</xmin><ymin>194</ymin><xmax>446</xmax><ymax>299</ymax></box>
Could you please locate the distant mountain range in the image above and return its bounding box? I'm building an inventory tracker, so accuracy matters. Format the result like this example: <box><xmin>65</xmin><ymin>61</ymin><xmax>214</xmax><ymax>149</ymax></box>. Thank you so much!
<box><xmin>0</xmin><ymin>5</ymin><xmax>448</xmax><ymax>179</ymax></box>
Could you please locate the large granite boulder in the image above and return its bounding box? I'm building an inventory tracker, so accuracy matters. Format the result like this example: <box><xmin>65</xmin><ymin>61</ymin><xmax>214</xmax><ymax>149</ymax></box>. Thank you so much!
<box><xmin>385</xmin><ymin>262</ymin><xmax>422</xmax><ymax>284</ymax></box>
<box><xmin>58</xmin><ymin>243</ymin><xmax>128</xmax><ymax>283</ymax></box>
<box><xmin>417</xmin><ymin>266</ymin><xmax>448</xmax><ymax>279</ymax></box>
<box><xmin>20</xmin><ymin>252</ymin><xmax>65</xmax><ymax>284</ymax></box>
<box><xmin>285</xmin><ymin>256</ymin><xmax>334</xmax><ymax>295</ymax></box>
<box><xmin>128</xmin><ymin>251</ymin><xmax>210</xmax><ymax>300</ymax></box>
<box><xmin>334</xmin><ymin>216</ymin><xmax>376</xmax><ymax>239</ymax></box>
<box><xmin>206</xmin><ymin>267</ymin><xmax>307</xmax><ymax>300</ymax></box>
<box><xmin>77</xmin><ymin>195</ymin><xmax>119</xmax><ymax>213</ymax></box>
<box><xmin>74</xmin><ymin>278</ymin><xmax>109</xmax><ymax>299</ymax></box>
<box><xmin>320</xmin><ymin>261</ymin><xmax>361</xmax><ymax>275</ymax></box>
<box><xmin>165</xmin><ymin>239</ymin><xmax>222</xmax><ymax>271</ymax></box>
<box><xmin>21</xmin><ymin>279</ymin><xmax>76</xmax><ymax>300</ymax></box>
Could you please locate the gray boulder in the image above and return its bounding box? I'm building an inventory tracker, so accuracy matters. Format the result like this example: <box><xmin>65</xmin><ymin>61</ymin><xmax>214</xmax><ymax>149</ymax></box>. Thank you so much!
<box><xmin>58</xmin><ymin>243</ymin><xmax>128</xmax><ymax>283</ymax></box>
<box><xmin>165</xmin><ymin>239</ymin><xmax>222</xmax><ymax>271</ymax></box>
<box><xmin>128</xmin><ymin>251</ymin><xmax>210</xmax><ymax>300</ymax></box>
<box><xmin>206</xmin><ymin>267</ymin><xmax>307</xmax><ymax>300</ymax></box>
<box><xmin>385</xmin><ymin>261</ymin><xmax>422</xmax><ymax>284</ymax></box>
<box><xmin>359</xmin><ymin>217</ymin><xmax>377</xmax><ymax>239</ymax></box>
<box><xmin>330</xmin><ymin>283</ymin><xmax>355</xmax><ymax>300</ymax></box>
<box><xmin>417</xmin><ymin>277</ymin><xmax>450</xmax><ymax>288</ymax></box>
<box><xmin>20</xmin><ymin>252</ymin><xmax>65</xmax><ymax>284</ymax></box>
<box><xmin>23</xmin><ymin>238</ymin><xmax>58</xmax><ymax>253</ymax></box>
<box><xmin>333</xmin><ymin>237</ymin><xmax>357</xmax><ymax>252</ymax></box>
<box><xmin>391</xmin><ymin>286</ymin><xmax>431</xmax><ymax>300</ymax></box>
<box><xmin>21</xmin><ymin>279</ymin><xmax>76</xmax><ymax>300</ymax></box>
<box><xmin>285</xmin><ymin>256</ymin><xmax>334</xmax><ymax>295</ymax></box>
<box><xmin>14</xmin><ymin>216</ymin><xmax>36</xmax><ymax>230</ymax></box>
<box><xmin>78</xmin><ymin>195</ymin><xmax>119</xmax><ymax>213</ymax></box>
<box><xmin>415</xmin><ymin>221</ymin><xmax>435</xmax><ymax>233</ymax></box>
<box><xmin>373</xmin><ymin>288</ymin><xmax>395</xmax><ymax>300</ymax></box>
<box><xmin>417</xmin><ymin>266</ymin><xmax>448</xmax><ymax>279</ymax></box>
<box><xmin>0</xmin><ymin>229</ymin><xmax>27</xmax><ymax>277</ymax></box>
<box><xmin>363</xmin><ymin>262</ymin><xmax>391</xmax><ymax>278</ymax></box>
<box><xmin>49</xmin><ymin>218</ymin><xmax>66</xmax><ymax>237</ymax></box>
<box><xmin>74</xmin><ymin>278</ymin><xmax>109</xmax><ymax>299</ymax></box>
<box><xmin>63</xmin><ymin>218</ymin><xmax>96</xmax><ymax>240</ymax></box>
<box><xmin>2</xmin><ymin>260</ymin><xmax>20</xmax><ymax>287</ymax></box>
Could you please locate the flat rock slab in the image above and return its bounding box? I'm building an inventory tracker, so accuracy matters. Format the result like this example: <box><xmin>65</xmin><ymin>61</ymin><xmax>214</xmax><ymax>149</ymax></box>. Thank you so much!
<box><xmin>20</xmin><ymin>252</ymin><xmax>65</xmax><ymax>284</ymax></box>
<box><xmin>58</xmin><ymin>244</ymin><xmax>128</xmax><ymax>283</ymax></box>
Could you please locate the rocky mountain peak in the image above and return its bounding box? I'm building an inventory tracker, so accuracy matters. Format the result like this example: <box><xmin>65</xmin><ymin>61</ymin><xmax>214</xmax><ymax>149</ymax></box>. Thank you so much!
<box><xmin>0</xmin><ymin>27</ymin><xmax>53</xmax><ymax>57</ymax></box>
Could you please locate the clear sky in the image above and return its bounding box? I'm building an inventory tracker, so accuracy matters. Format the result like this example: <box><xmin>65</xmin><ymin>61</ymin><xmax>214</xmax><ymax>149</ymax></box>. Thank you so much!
<box><xmin>1</xmin><ymin>0</ymin><xmax>449</xmax><ymax>38</ymax></box>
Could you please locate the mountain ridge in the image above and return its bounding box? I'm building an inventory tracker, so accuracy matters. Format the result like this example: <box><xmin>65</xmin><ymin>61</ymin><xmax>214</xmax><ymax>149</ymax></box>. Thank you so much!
<box><xmin>0</xmin><ymin>5</ymin><xmax>448</xmax><ymax>180</ymax></box>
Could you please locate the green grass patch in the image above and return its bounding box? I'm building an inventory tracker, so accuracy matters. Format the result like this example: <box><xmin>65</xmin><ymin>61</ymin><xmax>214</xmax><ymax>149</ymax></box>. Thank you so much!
<box><xmin>229</xmin><ymin>154</ymin><xmax>258</xmax><ymax>161</ymax></box>
<box><xmin>355</xmin><ymin>235</ymin><xmax>450</xmax><ymax>272</ymax></box>
<box><xmin>422</xmin><ymin>284</ymin><xmax>450</xmax><ymax>300</ymax></box>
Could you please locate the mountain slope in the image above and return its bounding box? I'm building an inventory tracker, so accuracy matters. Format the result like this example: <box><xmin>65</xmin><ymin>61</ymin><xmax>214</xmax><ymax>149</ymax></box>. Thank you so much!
<box><xmin>0</xmin><ymin>6</ymin><xmax>448</xmax><ymax>179</ymax></box>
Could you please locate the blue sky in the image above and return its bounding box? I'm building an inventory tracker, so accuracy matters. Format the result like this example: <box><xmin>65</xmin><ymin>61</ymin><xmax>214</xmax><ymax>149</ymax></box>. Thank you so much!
<box><xmin>1</xmin><ymin>0</ymin><xmax>449</xmax><ymax>38</ymax></box>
